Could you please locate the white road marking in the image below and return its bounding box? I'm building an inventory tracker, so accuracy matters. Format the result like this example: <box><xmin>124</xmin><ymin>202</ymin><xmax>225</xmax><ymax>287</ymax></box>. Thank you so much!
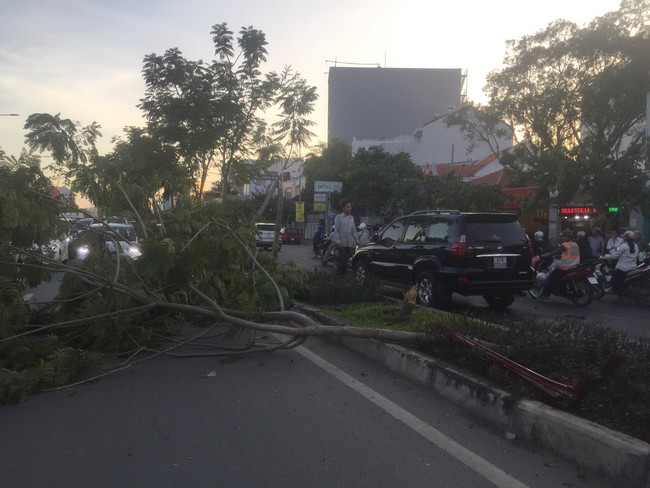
<box><xmin>295</xmin><ymin>344</ymin><xmax>530</xmax><ymax>488</ymax></box>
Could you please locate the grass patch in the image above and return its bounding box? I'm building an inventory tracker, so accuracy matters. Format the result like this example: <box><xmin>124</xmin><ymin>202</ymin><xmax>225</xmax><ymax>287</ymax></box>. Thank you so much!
<box><xmin>325</xmin><ymin>301</ymin><xmax>434</xmax><ymax>332</ymax></box>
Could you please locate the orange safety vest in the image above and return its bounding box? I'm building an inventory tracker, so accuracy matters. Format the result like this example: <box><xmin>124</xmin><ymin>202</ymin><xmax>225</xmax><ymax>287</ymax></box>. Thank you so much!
<box><xmin>557</xmin><ymin>241</ymin><xmax>580</xmax><ymax>270</ymax></box>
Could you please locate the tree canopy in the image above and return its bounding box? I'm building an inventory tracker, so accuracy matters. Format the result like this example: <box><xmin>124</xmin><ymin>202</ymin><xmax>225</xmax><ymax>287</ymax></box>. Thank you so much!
<box><xmin>483</xmin><ymin>0</ymin><xmax>650</xmax><ymax>212</ymax></box>
<box><xmin>302</xmin><ymin>142</ymin><xmax>505</xmax><ymax>221</ymax></box>
<box><xmin>139</xmin><ymin>23</ymin><xmax>280</xmax><ymax>199</ymax></box>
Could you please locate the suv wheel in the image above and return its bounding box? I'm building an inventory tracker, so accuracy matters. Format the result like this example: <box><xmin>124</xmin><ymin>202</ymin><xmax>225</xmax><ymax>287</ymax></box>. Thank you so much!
<box><xmin>416</xmin><ymin>271</ymin><xmax>438</xmax><ymax>307</ymax></box>
<box><xmin>483</xmin><ymin>295</ymin><xmax>516</xmax><ymax>309</ymax></box>
<box><xmin>354</xmin><ymin>260</ymin><xmax>370</xmax><ymax>283</ymax></box>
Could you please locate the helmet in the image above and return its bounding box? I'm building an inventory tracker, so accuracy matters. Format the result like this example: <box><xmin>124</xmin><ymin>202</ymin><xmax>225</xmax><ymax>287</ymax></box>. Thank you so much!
<box><xmin>358</xmin><ymin>223</ymin><xmax>366</xmax><ymax>230</ymax></box>
<box><xmin>560</xmin><ymin>229</ymin><xmax>573</xmax><ymax>238</ymax></box>
<box><xmin>534</xmin><ymin>231</ymin><xmax>544</xmax><ymax>241</ymax></box>
<box><xmin>624</xmin><ymin>230</ymin><xmax>635</xmax><ymax>240</ymax></box>
<box><xmin>577</xmin><ymin>231</ymin><xmax>586</xmax><ymax>238</ymax></box>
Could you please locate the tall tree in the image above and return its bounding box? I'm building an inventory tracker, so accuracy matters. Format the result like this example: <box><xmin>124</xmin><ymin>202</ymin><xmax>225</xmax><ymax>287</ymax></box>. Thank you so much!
<box><xmin>139</xmin><ymin>23</ymin><xmax>279</xmax><ymax>200</ymax></box>
<box><xmin>344</xmin><ymin>147</ymin><xmax>422</xmax><ymax>220</ymax></box>
<box><xmin>301</xmin><ymin>140</ymin><xmax>354</xmax><ymax>205</ymax></box>
<box><xmin>23</xmin><ymin>113</ymin><xmax>104</xmax><ymax>211</ymax></box>
<box><xmin>72</xmin><ymin>128</ymin><xmax>184</xmax><ymax>234</ymax></box>
<box><xmin>263</xmin><ymin>67</ymin><xmax>317</xmax><ymax>258</ymax></box>
<box><xmin>484</xmin><ymin>0</ymin><xmax>650</xmax><ymax>212</ymax></box>
<box><xmin>418</xmin><ymin>173</ymin><xmax>505</xmax><ymax>212</ymax></box>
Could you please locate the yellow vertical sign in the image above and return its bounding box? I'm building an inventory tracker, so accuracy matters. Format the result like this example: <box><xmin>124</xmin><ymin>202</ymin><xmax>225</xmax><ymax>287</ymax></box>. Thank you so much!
<box><xmin>295</xmin><ymin>201</ymin><xmax>305</xmax><ymax>222</ymax></box>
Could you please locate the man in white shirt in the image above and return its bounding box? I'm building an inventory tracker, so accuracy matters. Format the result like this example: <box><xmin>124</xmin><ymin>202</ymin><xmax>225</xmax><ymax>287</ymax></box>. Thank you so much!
<box><xmin>588</xmin><ymin>227</ymin><xmax>605</xmax><ymax>257</ymax></box>
<box><xmin>606</xmin><ymin>230</ymin><xmax>624</xmax><ymax>254</ymax></box>
<box><xmin>333</xmin><ymin>198</ymin><xmax>359</xmax><ymax>274</ymax></box>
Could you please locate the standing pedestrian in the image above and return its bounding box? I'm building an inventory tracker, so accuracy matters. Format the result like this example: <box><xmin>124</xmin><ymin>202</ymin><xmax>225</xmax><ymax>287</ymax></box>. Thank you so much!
<box><xmin>333</xmin><ymin>198</ymin><xmax>359</xmax><ymax>274</ymax></box>
<box><xmin>606</xmin><ymin>230</ymin><xmax>623</xmax><ymax>254</ymax></box>
<box><xmin>588</xmin><ymin>227</ymin><xmax>605</xmax><ymax>257</ymax></box>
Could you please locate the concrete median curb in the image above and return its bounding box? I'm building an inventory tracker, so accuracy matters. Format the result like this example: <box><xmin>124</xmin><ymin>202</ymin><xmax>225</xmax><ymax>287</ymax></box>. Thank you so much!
<box><xmin>292</xmin><ymin>302</ymin><xmax>650</xmax><ymax>488</ymax></box>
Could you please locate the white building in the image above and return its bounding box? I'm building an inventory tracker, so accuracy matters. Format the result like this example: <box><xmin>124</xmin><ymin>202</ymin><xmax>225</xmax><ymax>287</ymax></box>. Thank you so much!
<box><xmin>241</xmin><ymin>160</ymin><xmax>305</xmax><ymax>200</ymax></box>
<box><xmin>352</xmin><ymin>108</ymin><xmax>513</xmax><ymax>173</ymax></box>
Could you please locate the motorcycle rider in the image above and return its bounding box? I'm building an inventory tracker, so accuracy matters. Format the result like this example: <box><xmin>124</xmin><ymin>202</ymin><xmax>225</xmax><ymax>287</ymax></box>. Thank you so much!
<box><xmin>532</xmin><ymin>231</ymin><xmax>546</xmax><ymax>257</ymax></box>
<box><xmin>539</xmin><ymin>229</ymin><xmax>580</xmax><ymax>300</ymax></box>
<box><xmin>312</xmin><ymin>225</ymin><xmax>326</xmax><ymax>255</ymax></box>
<box><xmin>321</xmin><ymin>226</ymin><xmax>339</xmax><ymax>265</ymax></box>
<box><xmin>575</xmin><ymin>230</ymin><xmax>594</xmax><ymax>263</ymax></box>
<box><xmin>602</xmin><ymin>230</ymin><xmax>639</xmax><ymax>295</ymax></box>
<box><xmin>634</xmin><ymin>230</ymin><xmax>648</xmax><ymax>262</ymax></box>
<box><xmin>357</xmin><ymin>222</ymin><xmax>370</xmax><ymax>244</ymax></box>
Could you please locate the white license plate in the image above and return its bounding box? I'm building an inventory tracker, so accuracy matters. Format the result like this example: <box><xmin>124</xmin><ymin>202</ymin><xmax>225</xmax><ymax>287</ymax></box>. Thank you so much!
<box><xmin>587</xmin><ymin>277</ymin><xmax>598</xmax><ymax>285</ymax></box>
<box><xmin>493</xmin><ymin>257</ymin><xmax>507</xmax><ymax>269</ymax></box>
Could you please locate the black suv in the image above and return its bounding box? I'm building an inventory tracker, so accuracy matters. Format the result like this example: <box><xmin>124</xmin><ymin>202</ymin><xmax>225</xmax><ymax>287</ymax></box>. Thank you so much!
<box><xmin>352</xmin><ymin>210</ymin><xmax>535</xmax><ymax>309</ymax></box>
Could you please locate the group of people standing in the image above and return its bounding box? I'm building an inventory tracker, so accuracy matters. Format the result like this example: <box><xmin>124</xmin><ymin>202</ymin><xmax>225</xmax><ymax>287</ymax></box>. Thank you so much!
<box><xmin>533</xmin><ymin>226</ymin><xmax>647</xmax><ymax>298</ymax></box>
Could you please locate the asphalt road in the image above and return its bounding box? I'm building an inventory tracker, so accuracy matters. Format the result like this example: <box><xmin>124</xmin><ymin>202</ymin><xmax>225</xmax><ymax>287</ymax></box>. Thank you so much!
<box><xmin>0</xmin><ymin>324</ymin><xmax>614</xmax><ymax>488</ymax></box>
<box><xmin>1</xmin><ymin>243</ymin><xmax>622</xmax><ymax>487</ymax></box>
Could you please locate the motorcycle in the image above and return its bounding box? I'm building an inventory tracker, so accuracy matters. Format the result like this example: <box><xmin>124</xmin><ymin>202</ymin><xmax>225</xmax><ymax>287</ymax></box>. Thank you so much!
<box><xmin>529</xmin><ymin>256</ymin><xmax>596</xmax><ymax>307</ymax></box>
<box><xmin>312</xmin><ymin>232</ymin><xmax>327</xmax><ymax>258</ymax></box>
<box><xmin>591</xmin><ymin>258</ymin><xmax>616</xmax><ymax>300</ymax></box>
<box><xmin>595</xmin><ymin>256</ymin><xmax>650</xmax><ymax>304</ymax></box>
<box><xmin>314</xmin><ymin>232</ymin><xmax>340</xmax><ymax>266</ymax></box>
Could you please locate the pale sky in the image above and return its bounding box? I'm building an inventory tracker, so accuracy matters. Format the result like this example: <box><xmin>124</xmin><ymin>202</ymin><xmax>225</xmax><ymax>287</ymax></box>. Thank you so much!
<box><xmin>1</xmin><ymin>0</ymin><xmax>622</xmax><ymax>165</ymax></box>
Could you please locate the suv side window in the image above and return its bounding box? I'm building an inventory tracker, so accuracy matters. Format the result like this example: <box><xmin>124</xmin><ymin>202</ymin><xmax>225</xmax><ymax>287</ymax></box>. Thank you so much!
<box><xmin>464</xmin><ymin>222</ymin><xmax>525</xmax><ymax>245</ymax></box>
<box><xmin>381</xmin><ymin>219</ymin><xmax>405</xmax><ymax>245</ymax></box>
<box><xmin>404</xmin><ymin>219</ymin><xmax>426</xmax><ymax>243</ymax></box>
<box><xmin>425</xmin><ymin>218</ymin><xmax>451</xmax><ymax>243</ymax></box>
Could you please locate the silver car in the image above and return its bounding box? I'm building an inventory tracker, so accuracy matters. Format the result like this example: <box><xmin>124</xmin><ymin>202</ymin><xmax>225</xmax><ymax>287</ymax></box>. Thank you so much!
<box><xmin>255</xmin><ymin>223</ymin><xmax>280</xmax><ymax>250</ymax></box>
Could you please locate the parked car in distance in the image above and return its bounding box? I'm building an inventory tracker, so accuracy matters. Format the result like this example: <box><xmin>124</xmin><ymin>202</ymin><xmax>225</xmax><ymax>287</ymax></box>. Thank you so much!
<box><xmin>19</xmin><ymin>235</ymin><xmax>70</xmax><ymax>265</ymax></box>
<box><xmin>70</xmin><ymin>223</ymin><xmax>141</xmax><ymax>261</ymax></box>
<box><xmin>255</xmin><ymin>223</ymin><xmax>280</xmax><ymax>250</ymax></box>
<box><xmin>280</xmin><ymin>227</ymin><xmax>301</xmax><ymax>244</ymax></box>
<box><xmin>19</xmin><ymin>219</ymin><xmax>73</xmax><ymax>264</ymax></box>
<box><xmin>352</xmin><ymin>210</ymin><xmax>535</xmax><ymax>309</ymax></box>
<box><xmin>70</xmin><ymin>217</ymin><xmax>97</xmax><ymax>238</ymax></box>
<box><xmin>40</xmin><ymin>232</ymin><xmax>70</xmax><ymax>263</ymax></box>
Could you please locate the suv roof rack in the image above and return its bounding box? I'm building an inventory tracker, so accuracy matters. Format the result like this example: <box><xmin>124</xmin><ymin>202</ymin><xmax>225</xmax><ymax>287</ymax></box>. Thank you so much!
<box><xmin>408</xmin><ymin>209</ymin><xmax>461</xmax><ymax>216</ymax></box>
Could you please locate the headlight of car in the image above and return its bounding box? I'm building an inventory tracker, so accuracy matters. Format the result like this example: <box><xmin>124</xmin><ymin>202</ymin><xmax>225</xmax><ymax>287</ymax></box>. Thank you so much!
<box><xmin>77</xmin><ymin>245</ymin><xmax>90</xmax><ymax>259</ymax></box>
<box><xmin>125</xmin><ymin>245</ymin><xmax>142</xmax><ymax>259</ymax></box>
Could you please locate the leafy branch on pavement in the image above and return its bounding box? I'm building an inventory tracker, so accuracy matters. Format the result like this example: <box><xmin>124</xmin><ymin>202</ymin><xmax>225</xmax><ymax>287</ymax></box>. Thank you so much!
<box><xmin>1</xmin><ymin>201</ymin><xmax>425</xmax><ymax>403</ymax></box>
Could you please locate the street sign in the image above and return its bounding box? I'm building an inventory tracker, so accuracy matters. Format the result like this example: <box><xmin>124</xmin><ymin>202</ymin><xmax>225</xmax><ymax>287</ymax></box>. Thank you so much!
<box><xmin>314</xmin><ymin>180</ymin><xmax>343</xmax><ymax>193</ymax></box>
<box><xmin>314</xmin><ymin>193</ymin><xmax>326</xmax><ymax>203</ymax></box>
<box><xmin>295</xmin><ymin>202</ymin><xmax>305</xmax><ymax>222</ymax></box>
